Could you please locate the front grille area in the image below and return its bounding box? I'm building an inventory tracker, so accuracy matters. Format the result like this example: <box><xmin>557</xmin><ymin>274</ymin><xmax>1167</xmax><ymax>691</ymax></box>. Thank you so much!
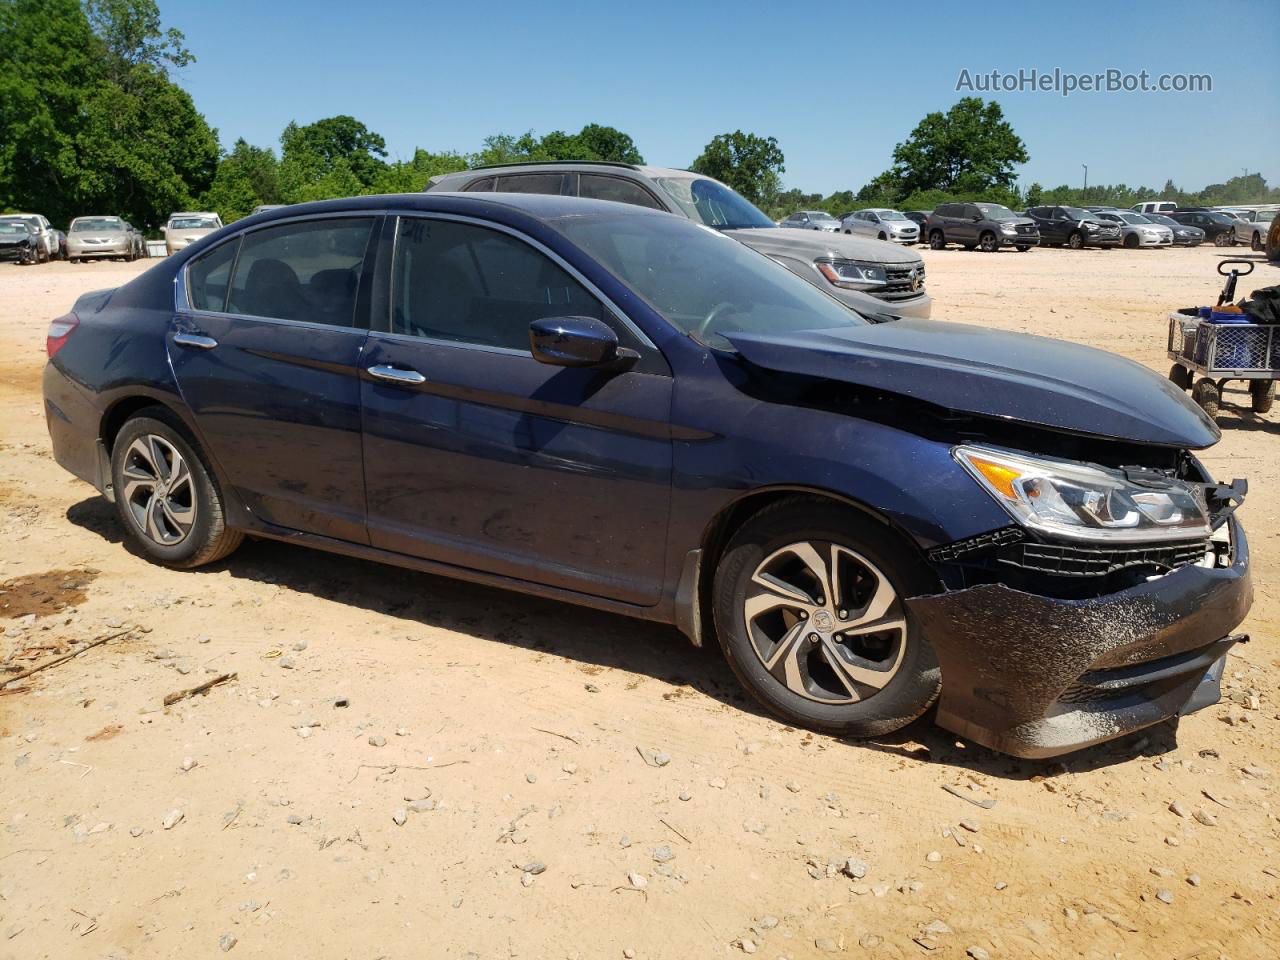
<box><xmin>876</xmin><ymin>262</ymin><xmax>926</xmax><ymax>301</ymax></box>
<box><xmin>997</xmin><ymin>539</ymin><xmax>1209</xmax><ymax>578</ymax></box>
<box><xmin>1015</xmin><ymin>223</ymin><xmax>1037</xmax><ymax>235</ymax></box>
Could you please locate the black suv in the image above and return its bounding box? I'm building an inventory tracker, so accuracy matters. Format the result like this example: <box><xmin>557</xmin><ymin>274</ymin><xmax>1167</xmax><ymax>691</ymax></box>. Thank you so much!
<box><xmin>924</xmin><ymin>202</ymin><xmax>1039</xmax><ymax>252</ymax></box>
<box><xmin>1024</xmin><ymin>206</ymin><xmax>1122</xmax><ymax>249</ymax></box>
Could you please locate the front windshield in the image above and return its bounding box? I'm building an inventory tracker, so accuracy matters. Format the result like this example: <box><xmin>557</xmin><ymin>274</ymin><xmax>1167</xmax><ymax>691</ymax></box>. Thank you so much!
<box><xmin>0</xmin><ymin>216</ymin><xmax>37</xmax><ymax>229</ymax></box>
<box><xmin>1146</xmin><ymin>214</ymin><xmax>1176</xmax><ymax>226</ymax></box>
<box><xmin>654</xmin><ymin>177</ymin><xmax>776</xmax><ymax>230</ymax></box>
<box><xmin>554</xmin><ymin>212</ymin><xmax>866</xmax><ymax>350</ymax></box>
<box><xmin>1060</xmin><ymin>206</ymin><xmax>1097</xmax><ymax>221</ymax></box>
<box><xmin>0</xmin><ymin>223</ymin><xmax>29</xmax><ymax>236</ymax></box>
<box><xmin>1206</xmin><ymin>213</ymin><xmax>1234</xmax><ymax>224</ymax></box>
<box><xmin>977</xmin><ymin>203</ymin><xmax>1018</xmax><ymax>221</ymax></box>
<box><xmin>72</xmin><ymin>219</ymin><xmax>122</xmax><ymax>232</ymax></box>
<box><xmin>170</xmin><ymin>217</ymin><xmax>218</xmax><ymax>230</ymax></box>
<box><xmin>1121</xmin><ymin>213</ymin><xmax>1149</xmax><ymax>224</ymax></box>
<box><xmin>808</xmin><ymin>212</ymin><xmax>837</xmax><ymax>222</ymax></box>
<box><xmin>875</xmin><ymin>210</ymin><xmax>907</xmax><ymax>221</ymax></box>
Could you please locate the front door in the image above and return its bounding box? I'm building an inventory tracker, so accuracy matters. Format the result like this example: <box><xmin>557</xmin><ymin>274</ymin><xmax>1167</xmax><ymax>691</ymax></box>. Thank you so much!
<box><xmin>169</xmin><ymin>215</ymin><xmax>379</xmax><ymax>543</ymax></box>
<box><xmin>360</xmin><ymin>215</ymin><xmax>673</xmax><ymax>605</ymax></box>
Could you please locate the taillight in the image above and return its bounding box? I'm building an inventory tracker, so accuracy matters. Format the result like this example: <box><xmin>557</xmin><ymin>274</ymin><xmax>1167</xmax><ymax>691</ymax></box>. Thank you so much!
<box><xmin>47</xmin><ymin>313</ymin><xmax>79</xmax><ymax>358</ymax></box>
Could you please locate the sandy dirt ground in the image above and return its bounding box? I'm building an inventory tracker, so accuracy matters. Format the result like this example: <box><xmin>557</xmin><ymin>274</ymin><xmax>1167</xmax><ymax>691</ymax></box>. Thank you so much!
<box><xmin>2</xmin><ymin>246</ymin><xmax>1279</xmax><ymax>960</ymax></box>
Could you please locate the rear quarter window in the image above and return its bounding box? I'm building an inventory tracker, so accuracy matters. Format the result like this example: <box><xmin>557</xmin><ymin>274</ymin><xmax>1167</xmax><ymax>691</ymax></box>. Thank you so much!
<box><xmin>578</xmin><ymin>174</ymin><xmax>663</xmax><ymax>210</ymax></box>
<box><xmin>494</xmin><ymin>174</ymin><xmax>566</xmax><ymax>195</ymax></box>
<box><xmin>187</xmin><ymin>239</ymin><xmax>240</xmax><ymax>312</ymax></box>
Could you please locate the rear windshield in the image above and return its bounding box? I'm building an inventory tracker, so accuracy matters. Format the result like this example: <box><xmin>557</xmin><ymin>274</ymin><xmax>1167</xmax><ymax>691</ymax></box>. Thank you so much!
<box><xmin>554</xmin><ymin>212</ymin><xmax>865</xmax><ymax>350</ymax></box>
<box><xmin>72</xmin><ymin>219</ymin><xmax>123</xmax><ymax>232</ymax></box>
<box><xmin>170</xmin><ymin>217</ymin><xmax>218</xmax><ymax>230</ymax></box>
<box><xmin>653</xmin><ymin>177</ymin><xmax>775</xmax><ymax>230</ymax></box>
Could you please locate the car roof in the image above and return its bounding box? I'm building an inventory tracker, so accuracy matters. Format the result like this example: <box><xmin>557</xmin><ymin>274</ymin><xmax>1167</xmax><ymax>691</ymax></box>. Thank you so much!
<box><xmin>169</xmin><ymin>211</ymin><xmax>220</xmax><ymax>219</ymax></box>
<box><xmin>71</xmin><ymin>215</ymin><xmax>122</xmax><ymax>221</ymax></box>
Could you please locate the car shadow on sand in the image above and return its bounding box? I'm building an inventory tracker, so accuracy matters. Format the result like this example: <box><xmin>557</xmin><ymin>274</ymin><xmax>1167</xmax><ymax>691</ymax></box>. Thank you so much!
<box><xmin>66</xmin><ymin>495</ymin><xmax>1180</xmax><ymax>779</ymax></box>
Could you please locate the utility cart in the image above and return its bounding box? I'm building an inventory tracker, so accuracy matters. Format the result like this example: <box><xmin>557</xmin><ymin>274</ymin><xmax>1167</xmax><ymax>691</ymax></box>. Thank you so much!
<box><xmin>1167</xmin><ymin>259</ymin><xmax>1278</xmax><ymax>418</ymax></box>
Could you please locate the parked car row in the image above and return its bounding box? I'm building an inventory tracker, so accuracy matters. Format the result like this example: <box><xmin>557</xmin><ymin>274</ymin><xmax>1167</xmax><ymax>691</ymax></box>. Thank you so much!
<box><xmin>0</xmin><ymin>213</ymin><xmax>65</xmax><ymax>263</ymax></box>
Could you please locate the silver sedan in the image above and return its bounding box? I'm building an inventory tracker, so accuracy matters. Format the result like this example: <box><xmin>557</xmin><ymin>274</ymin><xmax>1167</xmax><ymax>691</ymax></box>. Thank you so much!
<box><xmin>840</xmin><ymin>208</ymin><xmax>920</xmax><ymax>245</ymax></box>
<box><xmin>779</xmin><ymin>210</ymin><xmax>841</xmax><ymax>232</ymax></box>
<box><xmin>1094</xmin><ymin>211</ymin><xmax>1173</xmax><ymax>248</ymax></box>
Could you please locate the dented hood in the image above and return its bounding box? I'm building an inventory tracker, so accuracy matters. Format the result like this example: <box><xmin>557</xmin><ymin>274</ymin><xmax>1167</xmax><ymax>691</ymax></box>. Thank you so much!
<box><xmin>724</xmin><ymin>319</ymin><xmax>1221</xmax><ymax>448</ymax></box>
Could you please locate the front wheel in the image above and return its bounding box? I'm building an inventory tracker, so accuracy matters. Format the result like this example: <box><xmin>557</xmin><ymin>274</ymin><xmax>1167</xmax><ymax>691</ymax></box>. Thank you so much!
<box><xmin>1252</xmin><ymin>232</ymin><xmax>1264</xmax><ymax>252</ymax></box>
<box><xmin>1068</xmin><ymin>231</ymin><xmax>1084</xmax><ymax>250</ymax></box>
<box><xmin>110</xmin><ymin>411</ymin><xmax>243</xmax><ymax>568</ymax></box>
<box><xmin>929</xmin><ymin>230</ymin><xmax>945</xmax><ymax>250</ymax></box>
<box><xmin>978</xmin><ymin>232</ymin><xmax>998</xmax><ymax>252</ymax></box>
<box><xmin>1124</xmin><ymin>233</ymin><xmax>1139</xmax><ymax>249</ymax></box>
<box><xmin>1214</xmin><ymin>232</ymin><xmax>1232</xmax><ymax>247</ymax></box>
<box><xmin>713</xmin><ymin>498</ymin><xmax>941</xmax><ymax>738</ymax></box>
<box><xmin>1015</xmin><ymin>244</ymin><xmax>1030</xmax><ymax>252</ymax></box>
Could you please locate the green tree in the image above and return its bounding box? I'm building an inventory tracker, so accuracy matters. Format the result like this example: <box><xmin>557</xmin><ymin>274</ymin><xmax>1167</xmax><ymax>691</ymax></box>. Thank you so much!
<box><xmin>572</xmin><ymin>123</ymin><xmax>643</xmax><ymax>163</ymax></box>
<box><xmin>368</xmin><ymin>148</ymin><xmax>468</xmax><ymax>194</ymax></box>
<box><xmin>279</xmin><ymin>115</ymin><xmax>388</xmax><ymax>199</ymax></box>
<box><xmin>467</xmin><ymin>125</ymin><xmax>644</xmax><ymax>167</ymax></box>
<box><xmin>202</xmin><ymin>139</ymin><xmax>281</xmax><ymax>222</ymax></box>
<box><xmin>885</xmin><ymin>97</ymin><xmax>1028</xmax><ymax>197</ymax></box>
<box><xmin>690</xmin><ymin>131</ymin><xmax>785</xmax><ymax>208</ymax></box>
<box><xmin>84</xmin><ymin>0</ymin><xmax>192</xmax><ymax>87</ymax></box>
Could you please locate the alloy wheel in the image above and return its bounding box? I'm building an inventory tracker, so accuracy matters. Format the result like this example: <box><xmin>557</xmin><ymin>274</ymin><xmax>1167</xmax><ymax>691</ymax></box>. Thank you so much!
<box><xmin>120</xmin><ymin>434</ymin><xmax>197</xmax><ymax>545</ymax></box>
<box><xmin>743</xmin><ymin>541</ymin><xmax>907</xmax><ymax>704</ymax></box>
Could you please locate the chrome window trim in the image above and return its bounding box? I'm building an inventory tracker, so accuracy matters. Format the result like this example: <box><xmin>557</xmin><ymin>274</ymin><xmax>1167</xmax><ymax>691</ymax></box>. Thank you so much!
<box><xmin>386</xmin><ymin>211</ymin><xmax>659</xmax><ymax>352</ymax></box>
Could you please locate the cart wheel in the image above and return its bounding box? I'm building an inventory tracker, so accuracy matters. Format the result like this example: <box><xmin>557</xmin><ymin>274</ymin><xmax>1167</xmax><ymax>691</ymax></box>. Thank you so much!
<box><xmin>1168</xmin><ymin>364</ymin><xmax>1192</xmax><ymax>391</ymax></box>
<box><xmin>1192</xmin><ymin>380</ymin><xmax>1220</xmax><ymax>419</ymax></box>
<box><xmin>1251</xmin><ymin>381</ymin><xmax>1276</xmax><ymax>414</ymax></box>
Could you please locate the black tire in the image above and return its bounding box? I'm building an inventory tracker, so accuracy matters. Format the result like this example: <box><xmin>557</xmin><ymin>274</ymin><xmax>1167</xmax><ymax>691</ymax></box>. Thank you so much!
<box><xmin>1124</xmin><ymin>233</ymin><xmax>1139</xmax><ymax>249</ymax></box>
<box><xmin>1252</xmin><ymin>232</ymin><xmax>1264</xmax><ymax>252</ymax></box>
<box><xmin>1251</xmin><ymin>381</ymin><xmax>1276</xmax><ymax>414</ymax></box>
<box><xmin>1067</xmin><ymin>231</ymin><xmax>1084</xmax><ymax>250</ymax></box>
<box><xmin>978</xmin><ymin>232</ymin><xmax>998</xmax><ymax>253</ymax></box>
<box><xmin>1168</xmin><ymin>364</ymin><xmax>1192</xmax><ymax>391</ymax></box>
<box><xmin>1015</xmin><ymin>244</ymin><xmax>1030</xmax><ymax>252</ymax></box>
<box><xmin>877</xmin><ymin>232</ymin><xmax>887</xmax><ymax>241</ymax></box>
<box><xmin>110</xmin><ymin>410</ymin><xmax>243</xmax><ymax>568</ymax></box>
<box><xmin>712</xmin><ymin>497</ymin><xmax>941</xmax><ymax>739</ymax></box>
<box><xmin>1192</xmin><ymin>379</ymin><xmax>1220</xmax><ymax>419</ymax></box>
<box><xmin>929</xmin><ymin>230</ymin><xmax>945</xmax><ymax>250</ymax></box>
<box><xmin>1213</xmin><ymin>232</ymin><xmax>1231</xmax><ymax>247</ymax></box>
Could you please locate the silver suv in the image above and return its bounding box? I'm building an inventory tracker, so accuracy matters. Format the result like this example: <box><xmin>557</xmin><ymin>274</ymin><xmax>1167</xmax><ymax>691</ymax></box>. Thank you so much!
<box><xmin>427</xmin><ymin>163</ymin><xmax>930</xmax><ymax>319</ymax></box>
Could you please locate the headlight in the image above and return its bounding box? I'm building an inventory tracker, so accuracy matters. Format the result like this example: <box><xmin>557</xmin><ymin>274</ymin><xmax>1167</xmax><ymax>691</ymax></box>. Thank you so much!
<box><xmin>955</xmin><ymin>446</ymin><xmax>1209</xmax><ymax>543</ymax></box>
<box><xmin>815</xmin><ymin>259</ymin><xmax>887</xmax><ymax>290</ymax></box>
<box><xmin>1000</xmin><ymin>224</ymin><xmax>1017</xmax><ymax>234</ymax></box>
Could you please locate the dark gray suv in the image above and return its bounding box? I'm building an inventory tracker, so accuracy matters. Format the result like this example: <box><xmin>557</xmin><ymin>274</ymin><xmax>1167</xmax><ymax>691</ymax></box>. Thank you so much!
<box><xmin>428</xmin><ymin>163</ymin><xmax>931</xmax><ymax>319</ymax></box>
<box><xmin>925</xmin><ymin>202</ymin><xmax>1039</xmax><ymax>253</ymax></box>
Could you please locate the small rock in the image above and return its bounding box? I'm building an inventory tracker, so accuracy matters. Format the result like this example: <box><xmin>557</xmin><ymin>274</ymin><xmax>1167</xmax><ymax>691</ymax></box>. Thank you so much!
<box><xmin>1193</xmin><ymin>809</ymin><xmax>1218</xmax><ymax>827</ymax></box>
<box><xmin>162</xmin><ymin>809</ymin><xmax>184</xmax><ymax>830</ymax></box>
<box><xmin>526</xmin><ymin>772</ymin><xmax>537</xmax><ymax>784</ymax></box>
<box><xmin>709</xmin><ymin>777</ymin><xmax>726</xmax><ymax>789</ymax></box>
<box><xmin>391</xmin><ymin>808</ymin><xmax>408</xmax><ymax>826</ymax></box>
<box><xmin>743</xmin><ymin>820</ymin><xmax>766</xmax><ymax>835</ymax></box>
<box><xmin>736</xmin><ymin>938</ymin><xmax>756</xmax><ymax>954</ymax></box>
<box><xmin>368</xmin><ymin>735</ymin><xmax>386</xmax><ymax>747</ymax></box>
<box><xmin>129</xmin><ymin>826</ymin><xmax>143</xmax><ymax>838</ymax></box>
<box><xmin>522</xmin><ymin>860</ymin><xmax>547</xmax><ymax>875</ymax></box>
<box><xmin>180</xmin><ymin>756</ymin><xmax>197</xmax><ymax>772</ymax></box>
<box><xmin>958</xmin><ymin>818</ymin><xmax>980</xmax><ymax>833</ymax></box>
<box><xmin>923</xmin><ymin>920</ymin><xmax>952</xmax><ymax>936</ymax></box>
<box><xmin>219</xmin><ymin>933</ymin><xmax>237</xmax><ymax>952</ymax></box>
<box><xmin>279</xmin><ymin>657</ymin><xmax>296</xmax><ymax>670</ymax></box>
<box><xmin>1168</xmin><ymin>800</ymin><xmax>1189</xmax><ymax>818</ymax></box>
<box><xmin>297</xmin><ymin>728</ymin><xmax>312</xmax><ymax>739</ymax></box>
<box><xmin>994</xmin><ymin>881</ymin><xmax>1008</xmax><ymax>891</ymax></box>
<box><xmin>197</xmin><ymin>635</ymin><xmax>211</xmax><ymax>644</ymax></box>
<box><xmin>679</xmin><ymin>790</ymin><xmax>691</xmax><ymax>802</ymax></box>
<box><xmin>966</xmin><ymin>948</ymin><xmax>991</xmax><ymax>960</ymax></box>
<box><xmin>814</xmin><ymin>938</ymin><xmax>839</xmax><ymax>953</ymax></box>
<box><xmin>408</xmin><ymin>798</ymin><xmax>436</xmax><ymax>814</ymax></box>
<box><xmin>785</xmin><ymin>780</ymin><xmax>801</xmax><ymax>793</ymax></box>
<box><xmin>926</xmin><ymin>850</ymin><xmax>943</xmax><ymax>863</ymax></box>
<box><xmin>1150</xmin><ymin>866</ymin><xmax>1173</xmax><ymax>877</ymax></box>
<box><xmin>332</xmin><ymin>696</ymin><xmax>349</xmax><ymax>708</ymax></box>
<box><xmin>760</xmin><ymin>916</ymin><xmax>779</xmax><ymax>930</ymax></box>
<box><xmin>286</xmin><ymin>814</ymin><xmax>303</xmax><ymax>825</ymax></box>
<box><xmin>840</xmin><ymin>857</ymin><xmax>868</xmax><ymax>879</ymax></box>
<box><xmin>619</xmin><ymin>835</ymin><xmax>632</xmax><ymax>848</ymax></box>
<box><xmin>292</xmin><ymin>639</ymin><xmax>308</xmax><ymax>652</ymax></box>
<box><xmin>1242</xmin><ymin>765</ymin><xmax>1268</xmax><ymax>779</ymax></box>
<box><xmin>652</xmin><ymin>844</ymin><xmax>675</xmax><ymax>863</ymax></box>
<box><xmin>1156</xmin><ymin>888</ymin><xmax>1174</xmax><ymax>904</ymax></box>
<box><xmin>562</xmin><ymin>762</ymin><xmax>577</xmax><ymax>774</ymax></box>
<box><xmin>859</xmin><ymin>933</ymin><xmax>883</xmax><ymax>949</ymax></box>
<box><xmin>1187</xmin><ymin>874</ymin><xmax>1201</xmax><ymax>887</ymax></box>
<box><xmin>584</xmin><ymin>683</ymin><xmax>600</xmax><ymax>693</ymax></box>
<box><xmin>623</xmin><ymin>950</ymin><xmax>636</xmax><ymax>959</ymax></box>
<box><xmin>627</xmin><ymin>872</ymin><xmax>648</xmax><ymax>889</ymax></box>
<box><xmin>520</xmin><ymin>873</ymin><xmax>535</xmax><ymax>887</ymax></box>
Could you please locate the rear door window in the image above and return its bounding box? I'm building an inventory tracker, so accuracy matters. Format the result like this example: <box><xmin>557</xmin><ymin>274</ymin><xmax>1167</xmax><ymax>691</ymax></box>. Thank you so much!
<box><xmin>464</xmin><ymin>177</ymin><xmax>496</xmax><ymax>192</ymax></box>
<box><xmin>494</xmin><ymin>173</ymin><xmax>566</xmax><ymax>195</ymax></box>
<box><xmin>187</xmin><ymin>238</ymin><xmax>240</xmax><ymax>312</ymax></box>
<box><xmin>578</xmin><ymin>174</ymin><xmax>663</xmax><ymax>210</ymax></box>
<box><xmin>391</xmin><ymin>217</ymin><xmax>603</xmax><ymax>351</ymax></box>
<box><xmin>226</xmin><ymin>217</ymin><xmax>375</xmax><ymax>327</ymax></box>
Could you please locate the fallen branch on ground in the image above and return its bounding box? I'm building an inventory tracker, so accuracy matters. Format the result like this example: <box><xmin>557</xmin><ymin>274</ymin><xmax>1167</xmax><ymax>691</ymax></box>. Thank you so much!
<box><xmin>0</xmin><ymin>630</ymin><xmax>130</xmax><ymax>688</ymax></box>
<box><xmin>163</xmin><ymin>671</ymin><xmax>237</xmax><ymax>706</ymax></box>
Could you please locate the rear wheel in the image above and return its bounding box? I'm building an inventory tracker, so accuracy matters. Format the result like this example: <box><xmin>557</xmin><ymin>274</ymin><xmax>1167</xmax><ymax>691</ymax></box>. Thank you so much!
<box><xmin>1251</xmin><ymin>231</ymin><xmax>1264</xmax><ymax>252</ymax></box>
<box><xmin>877</xmin><ymin>232</ymin><xmax>887</xmax><ymax>241</ymax></box>
<box><xmin>1251</xmin><ymin>380</ymin><xmax>1276</xmax><ymax>414</ymax></box>
<box><xmin>713</xmin><ymin>498</ymin><xmax>941</xmax><ymax>738</ymax></box>
<box><xmin>1192</xmin><ymin>379</ymin><xmax>1220</xmax><ymax>419</ymax></box>
<box><xmin>978</xmin><ymin>232</ymin><xmax>998</xmax><ymax>252</ymax></box>
<box><xmin>110</xmin><ymin>411</ymin><xmax>243</xmax><ymax>568</ymax></box>
<box><xmin>1068</xmin><ymin>231</ymin><xmax>1084</xmax><ymax>250</ymax></box>
<box><xmin>1214</xmin><ymin>231</ymin><xmax>1232</xmax><ymax>247</ymax></box>
<box><xmin>1169</xmin><ymin>364</ymin><xmax>1192</xmax><ymax>391</ymax></box>
<box><xmin>929</xmin><ymin>230</ymin><xmax>945</xmax><ymax>250</ymax></box>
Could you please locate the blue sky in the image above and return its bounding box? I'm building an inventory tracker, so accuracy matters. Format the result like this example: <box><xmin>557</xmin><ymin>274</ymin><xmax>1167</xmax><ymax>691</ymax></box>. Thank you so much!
<box><xmin>165</xmin><ymin>0</ymin><xmax>1279</xmax><ymax>195</ymax></box>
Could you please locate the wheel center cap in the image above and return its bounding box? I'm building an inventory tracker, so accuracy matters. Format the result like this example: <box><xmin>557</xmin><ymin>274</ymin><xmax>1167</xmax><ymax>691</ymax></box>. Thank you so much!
<box><xmin>812</xmin><ymin>610</ymin><xmax>834</xmax><ymax>633</ymax></box>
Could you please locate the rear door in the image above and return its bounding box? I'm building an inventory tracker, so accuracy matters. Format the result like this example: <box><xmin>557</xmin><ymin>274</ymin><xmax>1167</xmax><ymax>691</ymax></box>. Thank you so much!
<box><xmin>169</xmin><ymin>215</ymin><xmax>379</xmax><ymax>543</ymax></box>
<box><xmin>359</xmin><ymin>214</ymin><xmax>673</xmax><ymax>605</ymax></box>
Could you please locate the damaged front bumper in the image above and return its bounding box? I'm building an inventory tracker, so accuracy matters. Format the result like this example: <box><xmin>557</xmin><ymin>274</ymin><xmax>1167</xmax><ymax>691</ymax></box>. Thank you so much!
<box><xmin>908</xmin><ymin>518</ymin><xmax>1252</xmax><ymax>759</ymax></box>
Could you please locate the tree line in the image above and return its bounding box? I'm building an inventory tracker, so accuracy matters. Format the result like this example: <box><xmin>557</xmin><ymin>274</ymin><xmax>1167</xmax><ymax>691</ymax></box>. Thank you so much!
<box><xmin>2</xmin><ymin>2</ymin><xmax>1276</xmax><ymax>233</ymax></box>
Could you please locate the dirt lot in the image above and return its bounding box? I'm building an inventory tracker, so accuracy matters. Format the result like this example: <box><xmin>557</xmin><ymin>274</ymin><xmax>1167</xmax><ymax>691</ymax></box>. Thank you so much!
<box><xmin>2</xmin><ymin>247</ymin><xmax>1279</xmax><ymax>960</ymax></box>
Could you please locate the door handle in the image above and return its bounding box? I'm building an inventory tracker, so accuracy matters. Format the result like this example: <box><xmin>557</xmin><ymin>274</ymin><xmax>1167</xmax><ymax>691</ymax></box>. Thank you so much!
<box><xmin>367</xmin><ymin>364</ymin><xmax>427</xmax><ymax>385</ymax></box>
<box><xmin>173</xmin><ymin>333</ymin><xmax>218</xmax><ymax>349</ymax></box>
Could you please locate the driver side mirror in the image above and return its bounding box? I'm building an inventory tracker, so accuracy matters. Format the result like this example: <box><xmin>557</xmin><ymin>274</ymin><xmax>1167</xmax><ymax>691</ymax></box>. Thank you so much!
<box><xmin>530</xmin><ymin>316</ymin><xmax>638</xmax><ymax>370</ymax></box>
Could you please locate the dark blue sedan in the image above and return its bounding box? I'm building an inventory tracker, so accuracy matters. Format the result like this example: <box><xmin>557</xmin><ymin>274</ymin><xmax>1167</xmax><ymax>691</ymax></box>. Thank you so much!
<box><xmin>42</xmin><ymin>193</ymin><xmax>1252</xmax><ymax>757</ymax></box>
